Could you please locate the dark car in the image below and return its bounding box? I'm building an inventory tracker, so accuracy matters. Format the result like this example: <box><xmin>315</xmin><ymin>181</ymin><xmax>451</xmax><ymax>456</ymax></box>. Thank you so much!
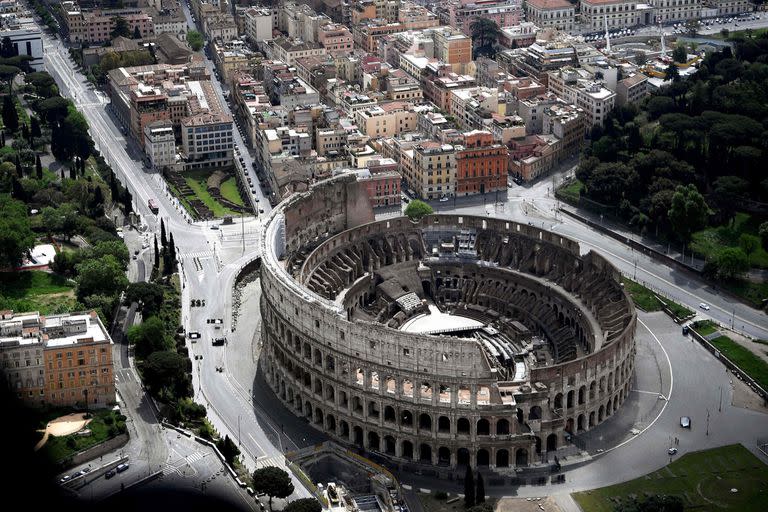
<box><xmin>116</xmin><ymin>463</ymin><xmax>129</xmax><ymax>473</ymax></box>
<box><xmin>682</xmin><ymin>325</ymin><xmax>689</xmax><ymax>335</ymax></box>
<box><xmin>105</xmin><ymin>469</ymin><xmax>116</xmax><ymax>479</ymax></box>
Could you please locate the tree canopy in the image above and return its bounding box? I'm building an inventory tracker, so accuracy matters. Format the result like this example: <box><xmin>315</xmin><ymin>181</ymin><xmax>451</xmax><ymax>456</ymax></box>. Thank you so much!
<box><xmin>141</xmin><ymin>350</ymin><xmax>191</xmax><ymax>399</ymax></box>
<box><xmin>283</xmin><ymin>498</ymin><xmax>322</xmax><ymax>512</ymax></box>
<box><xmin>0</xmin><ymin>195</ymin><xmax>35</xmax><ymax>268</ymax></box>
<box><xmin>469</xmin><ymin>18</ymin><xmax>502</xmax><ymax>58</ymax></box>
<box><xmin>187</xmin><ymin>30</ymin><xmax>204</xmax><ymax>51</ymax></box>
<box><xmin>110</xmin><ymin>16</ymin><xmax>131</xmax><ymax>39</ymax></box>
<box><xmin>75</xmin><ymin>254</ymin><xmax>129</xmax><ymax>302</ymax></box>
<box><xmin>404</xmin><ymin>199</ymin><xmax>433</xmax><ymax>221</ymax></box>
<box><xmin>252</xmin><ymin>466</ymin><xmax>294</xmax><ymax>508</ymax></box>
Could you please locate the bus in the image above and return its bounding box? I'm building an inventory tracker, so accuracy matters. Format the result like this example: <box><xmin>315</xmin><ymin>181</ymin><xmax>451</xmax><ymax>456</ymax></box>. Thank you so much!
<box><xmin>148</xmin><ymin>199</ymin><xmax>159</xmax><ymax>214</ymax></box>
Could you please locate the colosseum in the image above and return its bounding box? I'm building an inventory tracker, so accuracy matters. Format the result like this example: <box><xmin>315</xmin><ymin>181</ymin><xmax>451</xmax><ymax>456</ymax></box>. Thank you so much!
<box><xmin>259</xmin><ymin>175</ymin><xmax>636</xmax><ymax>471</ymax></box>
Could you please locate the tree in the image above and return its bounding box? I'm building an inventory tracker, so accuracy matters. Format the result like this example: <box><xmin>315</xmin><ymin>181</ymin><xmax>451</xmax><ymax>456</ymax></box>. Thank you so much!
<box><xmin>665</xmin><ymin>63</ymin><xmax>681</xmax><ymax>82</ymax></box>
<box><xmin>738</xmin><ymin>234</ymin><xmax>760</xmax><ymax>265</ymax></box>
<box><xmin>41</xmin><ymin>203</ymin><xmax>79</xmax><ymax>238</ymax></box>
<box><xmin>668</xmin><ymin>184</ymin><xmax>710</xmax><ymax>241</ymax></box>
<box><xmin>132</xmin><ymin>25</ymin><xmax>141</xmax><ymax>39</ymax></box>
<box><xmin>35</xmin><ymin>154</ymin><xmax>42</xmax><ymax>179</ymax></box>
<box><xmin>0</xmin><ymin>64</ymin><xmax>20</xmax><ymax>93</ymax></box>
<box><xmin>128</xmin><ymin>316</ymin><xmax>170</xmax><ymax>359</ymax></box>
<box><xmin>252</xmin><ymin>466</ymin><xmax>294</xmax><ymax>510</ymax></box>
<box><xmin>404</xmin><ymin>199</ymin><xmax>433</xmax><ymax>221</ymax></box>
<box><xmin>216</xmin><ymin>435</ymin><xmax>240</xmax><ymax>465</ymax></box>
<box><xmin>0</xmin><ymin>36</ymin><xmax>17</xmax><ymax>58</ymax></box>
<box><xmin>2</xmin><ymin>95</ymin><xmax>18</xmax><ymax>133</ymax></box>
<box><xmin>75</xmin><ymin>255</ymin><xmax>129</xmax><ymax>302</ymax></box>
<box><xmin>187</xmin><ymin>30</ymin><xmax>204</xmax><ymax>51</ymax></box>
<box><xmin>469</xmin><ymin>18</ymin><xmax>502</xmax><ymax>58</ymax></box>
<box><xmin>110</xmin><ymin>16</ymin><xmax>131</xmax><ymax>39</ymax></box>
<box><xmin>684</xmin><ymin>18</ymin><xmax>700</xmax><ymax>38</ymax></box>
<box><xmin>167</xmin><ymin>232</ymin><xmax>176</xmax><ymax>273</ymax></box>
<box><xmin>711</xmin><ymin>176</ymin><xmax>748</xmax><ymax>225</ymax></box>
<box><xmin>760</xmin><ymin>222</ymin><xmax>768</xmax><ymax>252</ymax></box>
<box><xmin>125</xmin><ymin>282</ymin><xmax>165</xmax><ymax>316</ymax></box>
<box><xmin>153</xmin><ymin>234</ymin><xmax>159</xmax><ymax>269</ymax></box>
<box><xmin>673</xmin><ymin>45</ymin><xmax>687</xmax><ymax>64</ymax></box>
<box><xmin>283</xmin><ymin>499</ymin><xmax>322</xmax><ymax>512</ymax></box>
<box><xmin>38</xmin><ymin>96</ymin><xmax>70</xmax><ymax>124</ymax></box>
<box><xmin>463</xmin><ymin>465</ymin><xmax>475</xmax><ymax>508</ymax></box>
<box><xmin>160</xmin><ymin>217</ymin><xmax>167</xmax><ymax>248</ymax></box>
<box><xmin>476</xmin><ymin>472</ymin><xmax>485</xmax><ymax>504</ymax></box>
<box><xmin>141</xmin><ymin>350</ymin><xmax>190</xmax><ymax>398</ymax></box>
<box><xmin>0</xmin><ymin>195</ymin><xmax>35</xmax><ymax>268</ymax></box>
<box><xmin>720</xmin><ymin>28</ymin><xmax>730</xmax><ymax>39</ymax></box>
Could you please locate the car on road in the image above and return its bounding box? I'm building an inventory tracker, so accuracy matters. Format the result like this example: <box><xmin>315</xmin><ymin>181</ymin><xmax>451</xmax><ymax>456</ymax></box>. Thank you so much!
<box><xmin>105</xmin><ymin>469</ymin><xmax>116</xmax><ymax>479</ymax></box>
<box><xmin>189</xmin><ymin>332</ymin><xmax>201</xmax><ymax>339</ymax></box>
<box><xmin>439</xmin><ymin>195</ymin><xmax>449</xmax><ymax>202</ymax></box>
<box><xmin>210</xmin><ymin>225</ymin><xmax>219</xmax><ymax>230</ymax></box>
<box><xmin>699</xmin><ymin>303</ymin><xmax>710</xmax><ymax>311</ymax></box>
<box><xmin>116</xmin><ymin>463</ymin><xmax>129</xmax><ymax>473</ymax></box>
<box><xmin>59</xmin><ymin>475</ymin><xmax>71</xmax><ymax>483</ymax></box>
<box><xmin>682</xmin><ymin>325</ymin><xmax>689</xmax><ymax>335</ymax></box>
<box><xmin>680</xmin><ymin>416</ymin><xmax>691</xmax><ymax>428</ymax></box>
<box><xmin>667</xmin><ymin>447</ymin><xmax>678</xmax><ymax>456</ymax></box>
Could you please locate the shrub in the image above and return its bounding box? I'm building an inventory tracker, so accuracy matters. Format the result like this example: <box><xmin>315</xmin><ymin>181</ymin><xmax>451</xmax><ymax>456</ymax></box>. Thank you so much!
<box><xmin>435</xmin><ymin>491</ymin><xmax>448</xmax><ymax>500</ymax></box>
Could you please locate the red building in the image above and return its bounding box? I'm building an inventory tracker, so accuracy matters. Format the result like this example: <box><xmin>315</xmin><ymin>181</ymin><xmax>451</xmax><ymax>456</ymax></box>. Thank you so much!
<box><xmin>455</xmin><ymin>130</ymin><xmax>508</xmax><ymax>196</ymax></box>
<box><xmin>353</xmin><ymin>159</ymin><xmax>402</xmax><ymax>208</ymax></box>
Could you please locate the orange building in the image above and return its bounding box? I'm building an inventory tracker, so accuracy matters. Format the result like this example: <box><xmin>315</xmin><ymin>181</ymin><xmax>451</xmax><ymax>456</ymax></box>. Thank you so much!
<box><xmin>455</xmin><ymin>130</ymin><xmax>508</xmax><ymax>196</ymax></box>
<box><xmin>43</xmin><ymin>312</ymin><xmax>114</xmax><ymax>408</ymax></box>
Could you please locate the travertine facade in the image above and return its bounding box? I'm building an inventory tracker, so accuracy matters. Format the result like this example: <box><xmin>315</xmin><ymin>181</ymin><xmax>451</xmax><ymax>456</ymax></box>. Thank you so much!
<box><xmin>260</xmin><ymin>175</ymin><xmax>637</xmax><ymax>471</ymax></box>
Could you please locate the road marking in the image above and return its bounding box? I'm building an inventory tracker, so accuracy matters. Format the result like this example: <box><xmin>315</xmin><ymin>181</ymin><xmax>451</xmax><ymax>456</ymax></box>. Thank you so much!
<box><xmin>593</xmin><ymin>317</ymin><xmax>673</xmax><ymax>458</ymax></box>
<box><xmin>247</xmin><ymin>433</ymin><xmax>267</xmax><ymax>456</ymax></box>
<box><xmin>631</xmin><ymin>389</ymin><xmax>663</xmax><ymax>396</ymax></box>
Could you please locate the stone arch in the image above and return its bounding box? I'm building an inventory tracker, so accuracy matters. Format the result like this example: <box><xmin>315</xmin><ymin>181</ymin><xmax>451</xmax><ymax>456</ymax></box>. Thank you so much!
<box><xmin>384</xmin><ymin>405</ymin><xmax>396</xmax><ymax>423</ymax></box>
<box><xmin>554</xmin><ymin>393</ymin><xmax>563</xmax><ymax>410</ymax></box>
<box><xmin>384</xmin><ymin>375</ymin><xmax>396</xmax><ymax>394</ymax></box>
<box><xmin>546</xmin><ymin>433</ymin><xmax>558</xmax><ymax>452</ymax></box>
<box><xmin>496</xmin><ymin>418</ymin><xmax>510</xmax><ymax>435</ymax></box>
<box><xmin>313</xmin><ymin>348</ymin><xmax>322</xmax><ymax>366</ymax></box>
<box><xmin>314</xmin><ymin>378</ymin><xmax>323</xmax><ymax>396</ymax></box>
<box><xmin>438</xmin><ymin>416</ymin><xmax>451</xmax><ymax>433</ymax></box>
<box><xmin>534</xmin><ymin>436</ymin><xmax>542</xmax><ymax>454</ymax></box>
<box><xmin>304</xmin><ymin>400</ymin><xmax>312</xmax><ymax>418</ymax></box>
<box><xmin>577</xmin><ymin>414</ymin><xmax>585</xmax><ymax>431</ymax></box>
<box><xmin>589</xmin><ymin>381</ymin><xmax>596</xmax><ymax>399</ymax></box>
<box><xmin>567</xmin><ymin>390</ymin><xmax>575</xmax><ymax>409</ymax></box>
<box><xmin>370</xmin><ymin>371</ymin><xmax>380</xmax><ymax>390</ymax></box>
<box><xmin>588</xmin><ymin>411</ymin><xmax>595</xmax><ymax>427</ymax></box>
<box><xmin>355</xmin><ymin>367</ymin><xmax>364</xmax><ymax>386</ymax></box>
<box><xmin>529</xmin><ymin>406</ymin><xmax>542</xmax><ymax>420</ymax></box>
<box><xmin>477</xmin><ymin>418</ymin><xmax>490</xmax><ymax>436</ymax></box>
<box><xmin>326</xmin><ymin>414</ymin><xmax>336</xmax><ymax>433</ymax></box>
<box><xmin>457</xmin><ymin>448</ymin><xmax>470</xmax><ymax>467</ymax></box>
<box><xmin>402</xmin><ymin>378</ymin><xmax>414</xmax><ymax>397</ymax></box>
<box><xmin>515</xmin><ymin>448</ymin><xmax>528</xmax><ymax>467</ymax></box>
<box><xmin>401</xmin><ymin>409</ymin><xmax>413</xmax><ymax>427</ymax></box>
<box><xmin>339</xmin><ymin>420</ymin><xmax>349</xmax><ymax>438</ymax></box>
<box><xmin>419</xmin><ymin>413</ymin><xmax>432</xmax><ymax>432</ymax></box>
<box><xmin>438</xmin><ymin>446</ymin><xmax>451</xmax><ymax>466</ymax></box>
<box><xmin>598</xmin><ymin>404</ymin><xmax>605</xmax><ymax>422</ymax></box>
<box><xmin>367</xmin><ymin>431</ymin><xmax>380</xmax><ymax>451</ymax></box>
<box><xmin>325</xmin><ymin>354</ymin><xmax>335</xmax><ymax>372</ymax></box>
<box><xmin>401</xmin><ymin>440</ymin><xmax>413</xmax><ymax>460</ymax></box>
<box><xmin>565</xmin><ymin>417</ymin><xmax>574</xmax><ymax>433</ymax></box>
<box><xmin>606</xmin><ymin>398</ymin><xmax>613</xmax><ymax>416</ymax></box>
<box><xmin>384</xmin><ymin>435</ymin><xmax>396</xmax><ymax>455</ymax></box>
<box><xmin>314</xmin><ymin>407</ymin><xmax>323</xmax><ymax>426</ymax></box>
<box><xmin>457</xmin><ymin>417</ymin><xmax>470</xmax><ymax>434</ymax></box>
<box><xmin>476</xmin><ymin>448</ymin><xmax>490</xmax><ymax>466</ymax></box>
<box><xmin>419</xmin><ymin>443</ymin><xmax>432</xmax><ymax>463</ymax></box>
<box><xmin>303</xmin><ymin>342</ymin><xmax>311</xmax><ymax>360</ymax></box>
<box><xmin>353</xmin><ymin>425</ymin><xmax>363</xmax><ymax>447</ymax></box>
<box><xmin>496</xmin><ymin>449</ymin><xmax>510</xmax><ymax>468</ymax></box>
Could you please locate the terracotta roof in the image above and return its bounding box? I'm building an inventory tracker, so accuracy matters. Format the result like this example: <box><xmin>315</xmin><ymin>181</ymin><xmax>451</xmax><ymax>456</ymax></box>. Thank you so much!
<box><xmin>526</xmin><ymin>0</ymin><xmax>574</xmax><ymax>9</ymax></box>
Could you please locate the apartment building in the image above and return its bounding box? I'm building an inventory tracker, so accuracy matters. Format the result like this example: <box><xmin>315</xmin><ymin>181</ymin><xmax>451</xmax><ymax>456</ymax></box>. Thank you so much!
<box><xmin>422</xmin><ymin>69</ymin><xmax>476</xmax><ymax>111</ymax></box>
<box><xmin>315</xmin><ymin>125</ymin><xmax>348</xmax><ymax>156</ymax></box>
<box><xmin>384</xmin><ymin>69</ymin><xmax>423</xmax><ymax>101</ymax></box>
<box><xmin>650</xmin><ymin>0</ymin><xmax>701</xmax><ymax>22</ymax></box>
<box><xmin>449</xmin><ymin>87</ymin><xmax>499</xmax><ymax>131</ymax></box>
<box><xmin>144</xmin><ymin>120</ymin><xmax>176</xmax><ymax>170</ymax></box>
<box><xmin>433</xmin><ymin>28</ymin><xmax>472</xmax><ymax>68</ymax></box>
<box><xmin>244</xmin><ymin>7</ymin><xmax>273</xmax><ymax>43</ymax></box>
<box><xmin>270</xmin><ymin>37</ymin><xmax>327</xmax><ymax>66</ymax></box>
<box><xmin>0</xmin><ymin>310</ymin><xmax>114</xmax><ymax>408</ymax></box>
<box><xmin>212</xmin><ymin>39</ymin><xmax>260</xmax><ymax>85</ymax></box>
<box><xmin>455</xmin><ymin>130</ymin><xmax>507</xmax><ymax>196</ymax></box>
<box><xmin>498</xmin><ymin>21</ymin><xmax>539</xmax><ymax>48</ymax></box>
<box><xmin>355</xmin><ymin>101</ymin><xmax>418</xmax><ymax>138</ymax></box>
<box><xmin>318</xmin><ymin>23</ymin><xmax>353</xmax><ymax>56</ymax></box>
<box><xmin>0</xmin><ymin>14</ymin><xmax>43</xmax><ymax>71</ymax></box>
<box><xmin>541</xmin><ymin>102</ymin><xmax>585</xmax><ymax>158</ymax></box>
<box><xmin>439</xmin><ymin>0</ymin><xmax>523</xmax><ymax>37</ymax></box>
<box><xmin>264</xmin><ymin>63</ymin><xmax>321</xmax><ymax>109</ymax></box>
<box><xmin>547</xmin><ymin>67</ymin><xmax>616</xmax><ymax>128</ymax></box>
<box><xmin>203</xmin><ymin>12</ymin><xmax>237</xmax><ymax>42</ymax></box>
<box><xmin>61</xmin><ymin>2</ymin><xmax>154</xmax><ymax>44</ymax></box>
<box><xmin>408</xmin><ymin>141</ymin><xmax>457</xmax><ymax>200</ymax></box>
<box><xmin>353</xmin><ymin>21</ymin><xmax>405</xmax><ymax>53</ymax></box>
<box><xmin>345</xmin><ymin>158</ymin><xmax>402</xmax><ymax>207</ymax></box>
<box><xmin>397</xmin><ymin>2</ymin><xmax>440</xmax><ymax>30</ymax></box>
<box><xmin>499</xmin><ymin>39</ymin><xmax>578</xmax><ymax>86</ymax></box>
<box><xmin>616</xmin><ymin>73</ymin><xmax>648</xmax><ymax>106</ymax></box>
<box><xmin>580</xmin><ymin>0</ymin><xmax>639</xmax><ymax>31</ymax></box>
<box><xmin>181</xmin><ymin>111</ymin><xmax>235</xmax><ymax>171</ymax></box>
<box><xmin>524</xmin><ymin>0</ymin><xmax>576</xmax><ymax>32</ymax></box>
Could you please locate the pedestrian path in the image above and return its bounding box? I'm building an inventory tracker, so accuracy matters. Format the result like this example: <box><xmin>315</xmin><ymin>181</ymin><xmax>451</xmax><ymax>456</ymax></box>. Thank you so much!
<box><xmin>182</xmin><ymin>250</ymin><xmax>213</xmax><ymax>260</ymax></box>
<box><xmin>255</xmin><ymin>454</ymin><xmax>285</xmax><ymax>469</ymax></box>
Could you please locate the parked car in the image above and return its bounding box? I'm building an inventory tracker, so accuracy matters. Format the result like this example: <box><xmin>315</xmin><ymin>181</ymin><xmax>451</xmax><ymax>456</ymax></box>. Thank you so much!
<box><xmin>105</xmin><ymin>469</ymin><xmax>116</xmax><ymax>479</ymax></box>
<box><xmin>699</xmin><ymin>303</ymin><xmax>710</xmax><ymax>311</ymax></box>
<box><xmin>682</xmin><ymin>325</ymin><xmax>689</xmax><ymax>335</ymax></box>
<box><xmin>680</xmin><ymin>416</ymin><xmax>691</xmax><ymax>428</ymax></box>
<box><xmin>667</xmin><ymin>447</ymin><xmax>678</xmax><ymax>455</ymax></box>
<box><xmin>116</xmin><ymin>463</ymin><xmax>129</xmax><ymax>473</ymax></box>
<box><xmin>59</xmin><ymin>475</ymin><xmax>72</xmax><ymax>483</ymax></box>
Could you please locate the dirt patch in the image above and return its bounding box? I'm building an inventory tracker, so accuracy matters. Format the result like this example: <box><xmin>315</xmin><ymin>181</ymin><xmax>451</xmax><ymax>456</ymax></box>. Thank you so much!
<box><xmin>496</xmin><ymin>497</ymin><xmax>562</xmax><ymax>512</ymax></box>
<box><xmin>730</xmin><ymin>371</ymin><xmax>768</xmax><ymax>413</ymax></box>
<box><xmin>34</xmin><ymin>413</ymin><xmax>92</xmax><ymax>451</ymax></box>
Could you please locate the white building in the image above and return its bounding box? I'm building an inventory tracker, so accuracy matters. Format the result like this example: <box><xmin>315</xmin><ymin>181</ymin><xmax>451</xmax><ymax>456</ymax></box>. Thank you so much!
<box><xmin>0</xmin><ymin>15</ymin><xmax>43</xmax><ymax>71</ymax></box>
<box><xmin>144</xmin><ymin>121</ymin><xmax>176</xmax><ymax>170</ymax></box>
<box><xmin>524</xmin><ymin>0</ymin><xmax>576</xmax><ymax>32</ymax></box>
<box><xmin>244</xmin><ymin>7</ymin><xmax>273</xmax><ymax>43</ymax></box>
<box><xmin>547</xmin><ymin>67</ymin><xmax>616</xmax><ymax>128</ymax></box>
<box><xmin>580</xmin><ymin>0</ymin><xmax>639</xmax><ymax>30</ymax></box>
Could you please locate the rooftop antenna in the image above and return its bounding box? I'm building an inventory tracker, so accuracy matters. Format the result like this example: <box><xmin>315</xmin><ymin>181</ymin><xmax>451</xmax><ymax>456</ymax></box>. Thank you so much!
<box><xmin>604</xmin><ymin>15</ymin><xmax>611</xmax><ymax>54</ymax></box>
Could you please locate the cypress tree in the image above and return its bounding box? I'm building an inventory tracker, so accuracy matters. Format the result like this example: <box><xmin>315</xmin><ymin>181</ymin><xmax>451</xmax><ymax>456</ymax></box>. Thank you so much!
<box><xmin>14</xmin><ymin>153</ymin><xmax>21</xmax><ymax>176</ymax></box>
<box><xmin>31</xmin><ymin>116</ymin><xmax>41</xmax><ymax>139</ymax></box>
<box><xmin>168</xmin><ymin>232</ymin><xmax>176</xmax><ymax>272</ymax></box>
<box><xmin>160</xmin><ymin>218</ymin><xmax>167</xmax><ymax>248</ymax></box>
<box><xmin>153</xmin><ymin>235</ymin><xmax>159</xmax><ymax>269</ymax></box>
<box><xmin>464</xmin><ymin>465</ymin><xmax>475</xmax><ymax>508</ymax></box>
<box><xmin>476</xmin><ymin>472</ymin><xmax>485</xmax><ymax>504</ymax></box>
<box><xmin>69</xmin><ymin>166</ymin><xmax>76</xmax><ymax>180</ymax></box>
<box><xmin>109</xmin><ymin>170</ymin><xmax>118</xmax><ymax>199</ymax></box>
<box><xmin>35</xmin><ymin>154</ymin><xmax>42</xmax><ymax>179</ymax></box>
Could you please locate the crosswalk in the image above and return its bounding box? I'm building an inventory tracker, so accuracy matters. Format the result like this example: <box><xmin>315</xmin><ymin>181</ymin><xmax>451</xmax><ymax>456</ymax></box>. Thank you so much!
<box><xmin>181</xmin><ymin>250</ymin><xmax>213</xmax><ymax>260</ymax></box>
<box><xmin>186</xmin><ymin>451</ymin><xmax>207</xmax><ymax>464</ymax></box>
<box><xmin>255</xmin><ymin>454</ymin><xmax>285</xmax><ymax>469</ymax></box>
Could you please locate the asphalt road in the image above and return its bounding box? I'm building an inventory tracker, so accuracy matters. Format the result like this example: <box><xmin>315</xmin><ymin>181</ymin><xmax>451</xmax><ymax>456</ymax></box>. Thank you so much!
<box><xmin>38</xmin><ymin>9</ymin><xmax>768</xmax><ymax>505</ymax></box>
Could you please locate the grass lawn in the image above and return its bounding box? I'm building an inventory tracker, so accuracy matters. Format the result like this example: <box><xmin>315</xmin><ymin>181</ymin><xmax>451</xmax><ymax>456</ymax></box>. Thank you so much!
<box><xmin>182</xmin><ymin>170</ymin><xmax>240</xmax><ymax>218</ymax></box>
<box><xmin>719</xmin><ymin>279</ymin><xmax>768</xmax><ymax>309</ymax></box>
<box><xmin>711</xmin><ymin>27</ymin><xmax>768</xmax><ymax>39</ymax></box>
<box><xmin>219</xmin><ymin>177</ymin><xmax>245</xmax><ymax>207</ymax></box>
<box><xmin>0</xmin><ymin>271</ymin><xmax>78</xmax><ymax>315</ymax></box>
<box><xmin>621</xmin><ymin>277</ymin><xmax>693</xmax><ymax>318</ymax></box>
<box><xmin>557</xmin><ymin>178</ymin><xmax>583</xmax><ymax>204</ymax></box>
<box><xmin>709</xmin><ymin>335</ymin><xmax>768</xmax><ymax>391</ymax></box>
<box><xmin>43</xmin><ymin>409</ymin><xmax>126</xmax><ymax>463</ymax></box>
<box><xmin>691</xmin><ymin>213</ymin><xmax>768</xmax><ymax>269</ymax></box>
<box><xmin>691</xmin><ymin>319</ymin><xmax>718</xmax><ymax>337</ymax></box>
<box><xmin>572</xmin><ymin>444</ymin><xmax>768</xmax><ymax>512</ymax></box>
